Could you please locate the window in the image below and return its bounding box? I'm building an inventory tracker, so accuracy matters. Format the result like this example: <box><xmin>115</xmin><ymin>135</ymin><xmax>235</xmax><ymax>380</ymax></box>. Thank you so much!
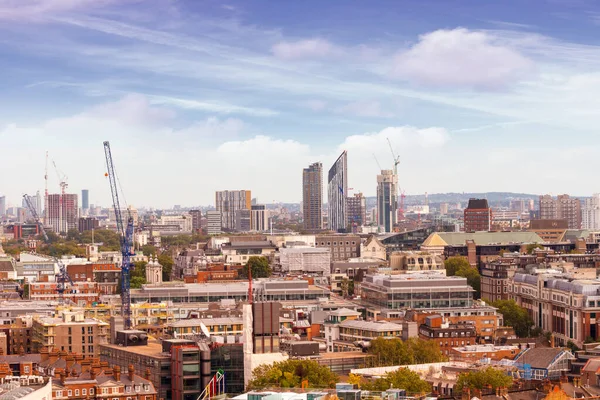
<box><xmin>90</xmin><ymin>388</ymin><xmax>94</xmax><ymax>395</ymax></box>
<box><xmin>75</xmin><ymin>389</ymin><xmax>79</xmax><ymax>396</ymax></box>
<box><xmin>56</xmin><ymin>391</ymin><xmax>62</xmax><ymax>397</ymax></box>
<box><xmin>102</xmin><ymin>388</ymin><xmax>109</xmax><ymax>394</ymax></box>
<box><xmin>68</xmin><ymin>390</ymin><xmax>72</xmax><ymax>396</ymax></box>
<box><xmin>82</xmin><ymin>389</ymin><xmax>87</xmax><ymax>395</ymax></box>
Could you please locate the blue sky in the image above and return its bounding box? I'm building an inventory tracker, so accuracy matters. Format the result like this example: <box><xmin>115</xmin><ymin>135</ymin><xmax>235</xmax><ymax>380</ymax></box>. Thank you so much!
<box><xmin>1</xmin><ymin>0</ymin><xmax>600</xmax><ymax>208</ymax></box>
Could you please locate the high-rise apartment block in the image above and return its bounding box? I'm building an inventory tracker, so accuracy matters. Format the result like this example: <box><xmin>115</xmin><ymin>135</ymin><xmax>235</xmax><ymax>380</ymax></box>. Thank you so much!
<box><xmin>376</xmin><ymin>170</ymin><xmax>398</xmax><ymax>233</ymax></box>
<box><xmin>81</xmin><ymin>189</ymin><xmax>89</xmax><ymax>210</ymax></box>
<box><xmin>347</xmin><ymin>192</ymin><xmax>366</xmax><ymax>227</ymax></box>
<box><xmin>47</xmin><ymin>193</ymin><xmax>78</xmax><ymax>233</ymax></box>
<box><xmin>328</xmin><ymin>151</ymin><xmax>348</xmax><ymax>232</ymax></box>
<box><xmin>0</xmin><ymin>195</ymin><xmax>6</xmax><ymax>217</ymax></box>
<box><xmin>463</xmin><ymin>198</ymin><xmax>492</xmax><ymax>232</ymax></box>
<box><xmin>215</xmin><ymin>190</ymin><xmax>251</xmax><ymax>231</ymax></box>
<box><xmin>302</xmin><ymin>162</ymin><xmax>323</xmax><ymax>231</ymax></box>
<box><xmin>539</xmin><ymin>194</ymin><xmax>581</xmax><ymax>229</ymax></box>
<box><xmin>582</xmin><ymin>194</ymin><xmax>600</xmax><ymax>230</ymax></box>
<box><xmin>206</xmin><ymin>210</ymin><xmax>222</xmax><ymax>235</ymax></box>
<box><xmin>251</xmin><ymin>204</ymin><xmax>269</xmax><ymax>232</ymax></box>
<box><xmin>189</xmin><ymin>209</ymin><xmax>201</xmax><ymax>232</ymax></box>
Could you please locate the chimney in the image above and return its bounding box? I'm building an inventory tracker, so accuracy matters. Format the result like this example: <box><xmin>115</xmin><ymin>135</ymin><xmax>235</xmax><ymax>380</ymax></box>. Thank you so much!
<box><xmin>128</xmin><ymin>364</ymin><xmax>135</xmax><ymax>381</ymax></box>
<box><xmin>60</xmin><ymin>369</ymin><xmax>66</xmax><ymax>385</ymax></box>
<box><xmin>144</xmin><ymin>368</ymin><xmax>151</xmax><ymax>381</ymax></box>
<box><xmin>91</xmin><ymin>362</ymin><xmax>102</xmax><ymax>376</ymax></box>
<box><xmin>49</xmin><ymin>349</ymin><xmax>59</xmax><ymax>364</ymax></box>
<box><xmin>113</xmin><ymin>365</ymin><xmax>121</xmax><ymax>381</ymax></box>
<box><xmin>90</xmin><ymin>367</ymin><xmax>97</xmax><ymax>380</ymax></box>
<box><xmin>40</xmin><ymin>347</ymin><xmax>49</xmax><ymax>362</ymax></box>
<box><xmin>65</xmin><ymin>355</ymin><xmax>75</xmax><ymax>369</ymax></box>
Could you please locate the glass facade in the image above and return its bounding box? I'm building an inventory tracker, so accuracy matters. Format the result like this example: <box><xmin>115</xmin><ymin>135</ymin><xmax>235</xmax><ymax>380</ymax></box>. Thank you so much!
<box><xmin>328</xmin><ymin>151</ymin><xmax>348</xmax><ymax>232</ymax></box>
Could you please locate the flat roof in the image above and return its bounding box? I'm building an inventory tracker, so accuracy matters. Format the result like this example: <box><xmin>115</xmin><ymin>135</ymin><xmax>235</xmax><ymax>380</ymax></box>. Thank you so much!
<box><xmin>100</xmin><ymin>341</ymin><xmax>168</xmax><ymax>359</ymax></box>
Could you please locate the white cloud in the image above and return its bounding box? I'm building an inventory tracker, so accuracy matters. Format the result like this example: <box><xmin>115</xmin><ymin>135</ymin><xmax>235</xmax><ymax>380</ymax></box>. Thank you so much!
<box><xmin>391</xmin><ymin>28</ymin><xmax>534</xmax><ymax>89</ymax></box>
<box><xmin>0</xmin><ymin>0</ymin><xmax>120</xmax><ymax>19</ymax></box>
<box><xmin>271</xmin><ymin>38</ymin><xmax>342</xmax><ymax>60</ymax></box>
<box><xmin>148</xmin><ymin>95</ymin><xmax>278</xmax><ymax>117</ymax></box>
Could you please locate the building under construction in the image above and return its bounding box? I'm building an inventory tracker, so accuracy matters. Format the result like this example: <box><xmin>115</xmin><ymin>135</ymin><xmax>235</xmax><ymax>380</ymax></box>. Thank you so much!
<box><xmin>46</xmin><ymin>193</ymin><xmax>78</xmax><ymax>233</ymax></box>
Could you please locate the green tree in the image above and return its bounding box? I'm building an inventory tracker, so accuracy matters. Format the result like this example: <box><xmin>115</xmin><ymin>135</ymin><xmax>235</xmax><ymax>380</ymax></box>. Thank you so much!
<box><xmin>362</xmin><ymin>368</ymin><xmax>430</xmax><ymax>395</ymax></box>
<box><xmin>525</xmin><ymin>243</ymin><xmax>543</xmax><ymax>254</ymax></box>
<box><xmin>22</xmin><ymin>284</ymin><xmax>29</xmax><ymax>299</ymax></box>
<box><xmin>141</xmin><ymin>244</ymin><xmax>157</xmax><ymax>257</ymax></box>
<box><xmin>455</xmin><ymin>265</ymin><xmax>481</xmax><ymax>299</ymax></box>
<box><xmin>66</xmin><ymin>229</ymin><xmax>81</xmax><ymax>242</ymax></box>
<box><xmin>368</xmin><ymin>337</ymin><xmax>446</xmax><ymax>366</ymax></box>
<box><xmin>130</xmin><ymin>276</ymin><xmax>146</xmax><ymax>289</ymax></box>
<box><xmin>444</xmin><ymin>256</ymin><xmax>470</xmax><ymax>276</ymax></box>
<box><xmin>240</xmin><ymin>256</ymin><xmax>272</xmax><ymax>278</ymax></box>
<box><xmin>80</xmin><ymin>229</ymin><xmax>120</xmax><ymax>251</ymax></box>
<box><xmin>566</xmin><ymin>340</ymin><xmax>580</xmax><ymax>353</ymax></box>
<box><xmin>491</xmin><ymin>299</ymin><xmax>534</xmax><ymax>337</ymax></box>
<box><xmin>158</xmin><ymin>253</ymin><xmax>174</xmax><ymax>281</ymax></box>
<box><xmin>131</xmin><ymin>261</ymin><xmax>147</xmax><ymax>279</ymax></box>
<box><xmin>247</xmin><ymin>359</ymin><xmax>338</xmax><ymax>390</ymax></box>
<box><xmin>455</xmin><ymin>367</ymin><xmax>512</xmax><ymax>391</ymax></box>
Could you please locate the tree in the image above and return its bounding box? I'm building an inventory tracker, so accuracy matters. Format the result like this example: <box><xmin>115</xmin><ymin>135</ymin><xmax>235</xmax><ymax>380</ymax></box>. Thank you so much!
<box><xmin>362</xmin><ymin>368</ymin><xmax>430</xmax><ymax>395</ymax></box>
<box><xmin>66</xmin><ymin>229</ymin><xmax>81</xmax><ymax>242</ymax></box>
<box><xmin>455</xmin><ymin>367</ymin><xmax>512</xmax><ymax>391</ymax></box>
<box><xmin>368</xmin><ymin>337</ymin><xmax>446</xmax><ymax>366</ymax></box>
<box><xmin>526</xmin><ymin>243</ymin><xmax>543</xmax><ymax>254</ymax></box>
<box><xmin>141</xmin><ymin>244</ymin><xmax>157</xmax><ymax>257</ymax></box>
<box><xmin>158</xmin><ymin>253</ymin><xmax>174</xmax><ymax>281</ymax></box>
<box><xmin>240</xmin><ymin>256</ymin><xmax>272</xmax><ymax>279</ymax></box>
<box><xmin>80</xmin><ymin>229</ymin><xmax>120</xmax><ymax>251</ymax></box>
<box><xmin>445</xmin><ymin>256</ymin><xmax>480</xmax><ymax>298</ymax></box>
<box><xmin>130</xmin><ymin>276</ymin><xmax>146</xmax><ymax>289</ymax></box>
<box><xmin>491</xmin><ymin>299</ymin><xmax>534</xmax><ymax>337</ymax></box>
<box><xmin>247</xmin><ymin>359</ymin><xmax>338</xmax><ymax>390</ymax></box>
<box><xmin>566</xmin><ymin>340</ymin><xmax>580</xmax><ymax>353</ymax></box>
<box><xmin>131</xmin><ymin>261</ymin><xmax>147</xmax><ymax>279</ymax></box>
<box><xmin>444</xmin><ymin>256</ymin><xmax>470</xmax><ymax>276</ymax></box>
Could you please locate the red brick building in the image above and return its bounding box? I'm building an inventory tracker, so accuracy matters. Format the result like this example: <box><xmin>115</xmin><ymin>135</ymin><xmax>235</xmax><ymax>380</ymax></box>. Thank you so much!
<box><xmin>464</xmin><ymin>198</ymin><xmax>492</xmax><ymax>233</ymax></box>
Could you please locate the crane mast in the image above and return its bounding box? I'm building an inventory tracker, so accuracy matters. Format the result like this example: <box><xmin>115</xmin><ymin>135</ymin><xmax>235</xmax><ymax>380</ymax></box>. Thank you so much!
<box><xmin>23</xmin><ymin>194</ymin><xmax>49</xmax><ymax>242</ymax></box>
<box><xmin>103</xmin><ymin>141</ymin><xmax>134</xmax><ymax>330</ymax></box>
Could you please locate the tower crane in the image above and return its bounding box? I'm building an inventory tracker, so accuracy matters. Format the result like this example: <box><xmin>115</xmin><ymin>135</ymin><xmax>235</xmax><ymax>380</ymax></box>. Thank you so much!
<box><xmin>103</xmin><ymin>141</ymin><xmax>134</xmax><ymax>329</ymax></box>
<box><xmin>372</xmin><ymin>154</ymin><xmax>382</xmax><ymax>171</ymax></box>
<box><xmin>52</xmin><ymin>160</ymin><xmax>68</xmax><ymax>233</ymax></box>
<box><xmin>23</xmin><ymin>194</ymin><xmax>49</xmax><ymax>242</ymax></box>
<box><xmin>387</xmin><ymin>138</ymin><xmax>400</xmax><ymax>176</ymax></box>
<box><xmin>55</xmin><ymin>260</ymin><xmax>74</xmax><ymax>305</ymax></box>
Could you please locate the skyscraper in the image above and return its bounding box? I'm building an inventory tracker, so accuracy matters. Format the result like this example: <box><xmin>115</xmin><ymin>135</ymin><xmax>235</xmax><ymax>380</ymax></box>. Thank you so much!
<box><xmin>47</xmin><ymin>193</ymin><xmax>78</xmax><ymax>233</ymax></box>
<box><xmin>327</xmin><ymin>151</ymin><xmax>348</xmax><ymax>233</ymax></box>
<box><xmin>0</xmin><ymin>196</ymin><xmax>5</xmax><ymax>217</ymax></box>
<box><xmin>81</xmin><ymin>189</ymin><xmax>89</xmax><ymax>210</ymax></box>
<box><xmin>539</xmin><ymin>194</ymin><xmax>582</xmax><ymax>229</ymax></box>
<box><xmin>582</xmin><ymin>194</ymin><xmax>600</xmax><ymax>230</ymax></box>
<box><xmin>376</xmin><ymin>170</ymin><xmax>398</xmax><ymax>233</ymax></box>
<box><xmin>303</xmin><ymin>162</ymin><xmax>323</xmax><ymax>231</ymax></box>
<box><xmin>251</xmin><ymin>204</ymin><xmax>269</xmax><ymax>232</ymax></box>
<box><xmin>215</xmin><ymin>190</ymin><xmax>251</xmax><ymax>231</ymax></box>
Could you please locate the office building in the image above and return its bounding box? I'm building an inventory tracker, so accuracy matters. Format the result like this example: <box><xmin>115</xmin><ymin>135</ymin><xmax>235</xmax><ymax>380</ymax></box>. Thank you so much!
<box><xmin>376</xmin><ymin>170</ymin><xmax>398</xmax><ymax>233</ymax></box>
<box><xmin>21</xmin><ymin>191</ymin><xmax>42</xmax><ymax>218</ymax></box>
<box><xmin>190</xmin><ymin>209</ymin><xmax>201</xmax><ymax>232</ymax></box>
<box><xmin>279</xmin><ymin>247</ymin><xmax>331</xmax><ymax>276</ymax></box>
<box><xmin>235</xmin><ymin>209</ymin><xmax>251</xmax><ymax>232</ymax></box>
<box><xmin>159</xmin><ymin>214</ymin><xmax>192</xmax><ymax>232</ymax></box>
<box><xmin>251</xmin><ymin>204</ymin><xmax>269</xmax><ymax>232</ymax></box>
<box><xmin>303</xmin><ymin>162</ymin><xmax>323</xmax><ymax>231</ymax></box>
<box><xmin>31</xmin><ymin>310</ymin><xmax>109</xmax><ymax>357</ymax></box>
<box><xmin>78</xmin><ymin>217</ymin><xmax>99</xmax><ymax>232</ymax></box>
<box><xmin>206</xmin><ymin>210</ymin><xmax>222</xmax><ymax>235</ymax></box>
<box><xmin>315</xmin><ymin>234</ymin><xmax>361</xmax><ymax>261</ymax></box>
<box><xmin>81</xmin><ymin>189</ymin><xmax>89</xmax><ymax>210</ymax></box>
<box><xmin>582</xmin><ymin>194</ymin><xmax>600</xmax><ymax>230</ymax></box>
<box><xmin>480</xmin><ymin>259</ymin><xmax>518</xmax><ymax>302</ymax></box>
<box><xmin>347</xmin><ymin>192</ymin><xmax>366</xmax><ymax>228</ymax></box>
<box><xmin>215</xmin><ymin>190</ymin><xmax>251</xmax><ymax>231</ymax></box>
<box><xmin>0</xmin><ymin>196</ymin><xmax>5</xmax><ymax>216</ymax></box>
<box><xmin>539</xmin><ymin>194</ymin><xmax>582</xmax><ymax>229</ymax></box>
<box><xmin>418</xmin><ymin>315</ymin><xmax>477</xmax><ymax>356</ymax></box>
<box><xmin>47</xmin><ymin>193</ymin><xmax>78</xmax><ymax>233</ymax></box>
<box><xmin>463</xmin><ymin>198</ymin><xmax>492</xmax><ymax>232</ymax></box>
<box><xmin>328</xmin><ymin>151</ymin><xmax>348</xmax><ymax>232</ymax></box>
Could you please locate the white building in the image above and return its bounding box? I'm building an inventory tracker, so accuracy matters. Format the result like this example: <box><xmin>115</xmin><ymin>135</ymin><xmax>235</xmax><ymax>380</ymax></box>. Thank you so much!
<box><xmin>251</xmin><ymin>204</ymin><xmax>270</xmax><ymax>232</ymax></box>
<box><xmin>159</xmin><ymin>214</ymin><xmax>192</xmax><ymax>232</ymax></box>
<box><xmin>582</xmin><ymin>194</ymin><xmax>600</xmax><ymax>230</ymax></box>
<box><xmin>145</xmin><ymin>255</ymin><xmax>163</xmax><ymax>284</ymax></box>
<box><xmin>206</xmin><ymin>210</ymin><xmax>222</xmax><ymax>235</ymax></box>
<box><xmin>279</xmin><ymin>247</ymin><xmax>331</xmax><ymax>276</ymax></box>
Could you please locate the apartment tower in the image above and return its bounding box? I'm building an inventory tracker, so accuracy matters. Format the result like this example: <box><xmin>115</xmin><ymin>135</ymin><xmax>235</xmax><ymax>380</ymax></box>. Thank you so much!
<box><xmin>303</xmin><ymin>162</ymin><xmax>323</xmax><ymax>231</ymax></box>
<box><xmin>328</xmin><ymin>151</ymin><xmax>348</xmax><ymax>233</ymax></box>
<box><xmin>47</xmin><ymin>193</ymin><xmax>78</xmax><ymax>233</ymax></box>
<box><xmin>539</xmin><ymin>194</ymin><xmax>582</xmax><ymax>229</ymax></box>
<box><xmin>215</xmin><ymin>190</ymin><xmax>251</xmax><ymax>231</ymax></box>
<box><xmin>376</xmin><ymin>170</ymin><xmax>398</xmax><ymax>233</ymax></box>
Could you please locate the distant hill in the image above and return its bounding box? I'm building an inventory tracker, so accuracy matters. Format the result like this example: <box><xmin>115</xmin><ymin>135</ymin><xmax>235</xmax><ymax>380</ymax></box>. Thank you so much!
<box><xmin>366</xmin><ymin>192</ymin><xmax>539</xmax><ymax>208</ymax></box>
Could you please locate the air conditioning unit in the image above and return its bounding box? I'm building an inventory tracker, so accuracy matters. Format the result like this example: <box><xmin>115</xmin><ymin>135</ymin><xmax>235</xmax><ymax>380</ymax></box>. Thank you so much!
<box><xmin>115</xmin><ymin>330</ymin><xmax>149</xmax><ymax>347</ymax></box>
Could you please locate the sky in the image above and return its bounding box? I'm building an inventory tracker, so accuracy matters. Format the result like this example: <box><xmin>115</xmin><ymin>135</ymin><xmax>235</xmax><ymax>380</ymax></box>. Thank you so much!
<box><xmin>2</xmin><ymin>0</ymin><xmax>600</xmax><ymax>209</ymax></box>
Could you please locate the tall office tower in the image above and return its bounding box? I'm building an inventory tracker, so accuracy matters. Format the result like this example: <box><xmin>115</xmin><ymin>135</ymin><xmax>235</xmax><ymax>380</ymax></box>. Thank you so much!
<box><xmin>189</xmin><ymin>209</ymin><xmax>201</xmax><ymax>232</ymax></box>
<box><xmin>21</xmin><ymin>191</ymin><xmax>42</xmax><ymax>218</ymax></box>
<box><xmin>347</xmin><ymin>192</ymin><xmax>366</xmax><ymax>227</ymax></box>
<box><xmin>81</xmin><ymin>189</ymin><xmax>89</xmax><ymax>210</ymax></box>
<box><xmin>539</xmin><ymin>194</ymin><xmax>582</xmax><ymax>229</ymax></box>
<box><xmin>0</xmin><ymin>196</ymin><xmax>5</xmax><ymax>217</ymax></box>
<box><xmin>206</xmin><ymin>210</ymin><xmax>222</xmax><ymax>235</ymax></box>
<box><xmin>215</xmin><ymin>190</ymin><xmax>251</xmax><ymax>231</ymax></box>
<box><xmin>302</xmin><ymin>162</ymin><xmax>323</xmax><ymax>231</ymax></box>
<box><xmin>376</xmin><ymin>170</ymin><xmax>398</xmax><ymax>233</ymax></box>
<box><xmin>327</xmin><ymin>151</ymin><xmax>348</xmax><ymax>233</ymax></box>
<box><xmin>463</xmin><ymin>198</ymin><xmax>492</xmax><ymax>232</ymax></box>
<box><xmin>47</xmin><ymin>193</ymin><xmax>78</xmax><ymax>233</ymax></box>
<box><xmin>582</xmin><ymin>194</ymin><xmax>600</xmax><ymax>230</ymax></box>
<box><xmin>251</xmin><ymin>204</ymin><xmax>269</xmax><ymax>232</ymax></box>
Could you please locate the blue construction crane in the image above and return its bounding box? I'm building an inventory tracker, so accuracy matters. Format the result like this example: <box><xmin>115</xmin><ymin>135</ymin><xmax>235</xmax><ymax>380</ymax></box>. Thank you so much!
<box><xmin>55</xmin><ymin>260</ymin><xmax>74</xmax><ymax>305</ymax></box>
<box><xmin>103</xmin><ymin>141</ymin><xmax>134</xmax><ymax>330</ymax></box>
<box><xmin>22</xmin><ymin>194</ymin><xmax>49</xmax><ymax>242</ymax></box>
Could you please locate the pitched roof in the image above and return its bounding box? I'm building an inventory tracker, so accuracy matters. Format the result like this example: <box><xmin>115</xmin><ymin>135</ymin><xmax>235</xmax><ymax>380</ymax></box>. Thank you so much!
<box><xmin>514</xmin><ymin>348</ymin><xmax>572</xmax><ymax>369</ymax></box>
<box><xmin>582</xmin><ymin>358</ymin><xmax>600</xmax><ymax>373</ymax></box>
<box><xmin>422</xmin><ymin>231</ymin><xmax>544</xmax><ymax>247</ymax></box>
<box><xmin>0</xmin><ymin>260</ymin><xmax>15</xmax><ymax>272</ymax></box>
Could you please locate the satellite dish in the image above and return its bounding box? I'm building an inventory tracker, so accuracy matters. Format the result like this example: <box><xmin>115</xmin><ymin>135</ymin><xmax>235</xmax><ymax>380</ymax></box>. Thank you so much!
<box><xmin>200</xmin><ymin>322</ymin><xmax>211</xmax><ymax>338</ymax></box>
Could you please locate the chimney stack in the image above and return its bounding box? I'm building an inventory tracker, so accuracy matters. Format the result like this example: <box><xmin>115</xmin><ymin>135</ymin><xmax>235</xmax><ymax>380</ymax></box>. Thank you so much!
<box><xmin>40</xmin><ymin>347</ymin><xmax>49</xmax><ymax>362</ymax></box>
<box><xmin>144</xmin><ymin>368</ymin><xmax>151</xmax><ymax>381</ymax></box>
<box><xmin>113</xmin><ymin>365</ymin><xmax>121</xmax><ymax>381</ymax></box>
<box><xmin>60</xmin><ymin>369</ymin><xmax>66</xmax><ymax>385</ymax></box>
<box><xmin>128</xmin><ymin>364</ymin><xmax>135</xmax><ymax>381</ymax></box>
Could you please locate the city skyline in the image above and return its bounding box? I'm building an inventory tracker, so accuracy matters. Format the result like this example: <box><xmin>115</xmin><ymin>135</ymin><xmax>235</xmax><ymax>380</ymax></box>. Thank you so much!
<box><xmin>2</xmin><ymin>1</ymin><xmax>600</xmax><ymax>208</ymax></box>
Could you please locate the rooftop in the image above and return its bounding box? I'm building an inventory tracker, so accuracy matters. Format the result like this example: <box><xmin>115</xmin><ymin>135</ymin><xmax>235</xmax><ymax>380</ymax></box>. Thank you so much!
<box><xmin>99</xmin><ymin>341</ymin><xmax>168</xmax><ymax>358</ymax></box>
<box><xmin>339</xmin><ymin>319</ymin><xmax>403</xmax><ymax>332</ymax></box>
<box><xmin>422</xmin><ymin>231</ymin><xmax>544</xmax><ymax>247</ymax></box>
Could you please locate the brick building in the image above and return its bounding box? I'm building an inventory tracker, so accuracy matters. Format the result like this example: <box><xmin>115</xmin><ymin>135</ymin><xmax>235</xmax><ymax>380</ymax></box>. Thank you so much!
<box><xmin>418</xmin><ymin>315</ymin><xmax>477</xmax><ymax>356</ymax></box>
<box><xmin>463</xmin><ymin>198</ymin><xmax>492</xmax><ymax>233</ymax></box>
